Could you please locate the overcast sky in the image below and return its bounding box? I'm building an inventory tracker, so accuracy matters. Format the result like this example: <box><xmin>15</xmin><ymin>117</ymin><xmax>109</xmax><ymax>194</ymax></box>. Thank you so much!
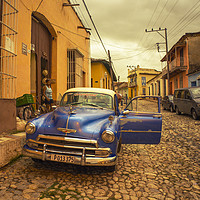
<box><xmin>71</xmin><ymin>0</ymin><xmax>200</xmax><ymax>81</ymax></box>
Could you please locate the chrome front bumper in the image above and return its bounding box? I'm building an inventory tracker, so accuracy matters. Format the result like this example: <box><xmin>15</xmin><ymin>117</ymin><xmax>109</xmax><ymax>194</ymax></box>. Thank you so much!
<box><xmin>23</xmin><ymin>147</ymin><xmax>117</xmax><ymax>166</ymax></box>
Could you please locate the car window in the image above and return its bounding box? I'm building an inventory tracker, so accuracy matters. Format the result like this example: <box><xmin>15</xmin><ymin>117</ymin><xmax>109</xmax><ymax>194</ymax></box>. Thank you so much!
<box><xmin>177</xmin><ymin>91</ymin><xmax>182</xmax><ymax>98</ymax></box>
<box><xmin>180</xmin><ymin>91</ymin><xmax>185</xmax><ymax>99</ymax></box>
<box><xmin>185</xmin><ymin>90</ymin><xmax>191</xmax><ymax>99</ymax></box>
<box><xmin>126</xmin><ymin>96</ymin><xmax>159</xmax><ymax>113</ymax></box>
<box><xmin>60</xmin><ymin>92</ymin><xmax>114</xmax><ymax>110</ymax></box>
<box><xmin>174</xmin><ymin>91</ymin><xmax>178</xmax><ymax>98</ymax></box>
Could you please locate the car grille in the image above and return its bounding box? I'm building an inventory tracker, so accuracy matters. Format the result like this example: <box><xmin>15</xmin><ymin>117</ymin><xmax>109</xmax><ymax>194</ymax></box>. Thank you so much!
<box><xmin>27</xmin><ymin>134</ymin><xmax>111</xmax><ymax>157</ymax></box>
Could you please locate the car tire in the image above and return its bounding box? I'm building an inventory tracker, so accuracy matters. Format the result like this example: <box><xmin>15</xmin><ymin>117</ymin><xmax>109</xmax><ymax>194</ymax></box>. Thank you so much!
<box><xmin>192</xmin><ymin>109</ymin><xmax>198</xmax><ymax>120</ymax></box>
<box><xmin>117</xmin><ymin>137</ymin><xmax>122</xmax><ymax>154</ymax></box>
<box><xmin>170</xmin><ymin>106</ymin><xmax>174</xmax><ymax>113</ymax></box>
<box><xmin>175</xmin><ymin>107</ymin><xmax>180</xmax><ymax>115</ymax></box>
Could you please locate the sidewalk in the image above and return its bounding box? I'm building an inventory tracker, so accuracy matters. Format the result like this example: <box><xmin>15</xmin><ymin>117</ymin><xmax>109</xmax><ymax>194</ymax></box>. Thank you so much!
<box><xmin>0</xmin><ymin>132</ymin><xmax>26</xmax><ymax>168</ymax></box>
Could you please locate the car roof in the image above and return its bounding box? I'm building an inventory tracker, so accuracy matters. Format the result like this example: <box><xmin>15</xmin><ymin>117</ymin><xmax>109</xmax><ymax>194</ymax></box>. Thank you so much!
<box><xmin>64</xmin><ymin>87</ymin><xmax>116</xmax><ymax>97</ymax></box>
<box><xmin>174</xmin><ymin>86</ymin><xmax>200</xmax><ymax>91</ymax></box>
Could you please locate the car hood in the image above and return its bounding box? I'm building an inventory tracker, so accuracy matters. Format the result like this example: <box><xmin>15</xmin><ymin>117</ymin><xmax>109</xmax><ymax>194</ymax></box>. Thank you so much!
<box><xmin>42</xmin><ymin>106</ymin><xmax>115</xmax><ymax>140</ymax></box>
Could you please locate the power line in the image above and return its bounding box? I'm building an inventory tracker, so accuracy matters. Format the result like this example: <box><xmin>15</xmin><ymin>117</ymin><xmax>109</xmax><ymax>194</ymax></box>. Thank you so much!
<box><xmin>160</xmin><ymin>0</ymin><xmax>179</xmax><ymax>27</ymax></box>
<box><xmin>112</xmin><ymin>45</ymin><xmax>156</xmax><ymax>61</ymax></box>
<box><xmin>152</xmin><ymin>0</ymin><xmax>169</xmax><ymax>27</ymax></box>
<box><xmin>169</xmin><ymin>11</ymin><xmax>200</xmax><ymax>40</ymax></box>
<box><xmin>169</xmin><ymin>0</ymin><xmax>200</xmax><ymax>35</ymax></box>
<box><xmin>35</xmin><ymin>0</ymin><xmax>44</xmax><ymax>12</ymax></box>
<box><xmin>82</xmin><ymin>0</ymin><xmax>108</xmax><ymax>57</ymax></box>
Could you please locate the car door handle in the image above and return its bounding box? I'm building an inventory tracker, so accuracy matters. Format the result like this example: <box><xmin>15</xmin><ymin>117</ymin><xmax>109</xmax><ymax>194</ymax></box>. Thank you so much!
<box><xmin>153</xmin><ymin>114</ymin><xmax>162</xmax><ymax>118</ymax></box>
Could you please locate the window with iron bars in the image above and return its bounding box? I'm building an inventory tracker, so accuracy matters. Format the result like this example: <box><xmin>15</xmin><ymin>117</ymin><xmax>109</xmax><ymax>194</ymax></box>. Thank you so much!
<box><xmin>67</xmin><ymin>49</ymin><xmax>84</xmax><ymax>89</ymax></box>
<box><xmin>0</xmin><ymin>0</ymin><xmax>18</xmax><ymax>99</ymax></box>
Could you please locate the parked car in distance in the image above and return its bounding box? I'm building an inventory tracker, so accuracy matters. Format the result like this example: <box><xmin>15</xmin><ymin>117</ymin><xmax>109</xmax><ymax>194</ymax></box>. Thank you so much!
<box><xmin>23</xmin><ymin>88</ymin><xmax>162</xmax><ymax>171</ymax></box>
<box><xmin>174</xmin><ymin>87</ymin><xmax>200</xmax><ymax>120</ymax></box>
<box><xmin>161</xmin><ymin>95</ymin><xmax>174</xmax><ymax>112</ymax></box>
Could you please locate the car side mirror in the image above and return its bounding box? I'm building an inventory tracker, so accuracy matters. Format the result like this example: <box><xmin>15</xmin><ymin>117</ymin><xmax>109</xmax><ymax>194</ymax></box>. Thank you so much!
<box><xmin>123</xmin><ymin>110</ymin><xmax>130</xmax><ymax>115</ymax></box>
<box><xmin>52</xmin><ymin>105</ymin><xmax>57</xmax><ymax>110</ymax></box>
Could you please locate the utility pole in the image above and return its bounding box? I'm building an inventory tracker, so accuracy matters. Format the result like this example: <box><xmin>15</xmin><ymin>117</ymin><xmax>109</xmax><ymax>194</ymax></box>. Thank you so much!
<box><xmin>118</xmin><ymin>76</ymin><xmax>120</xmax><ymax>93</ymax></box>
<box><xmin>145</xmin><ymin>28</ymin><xmax>170</xmax><ymax>95</ymax></box>
<box><xmin>108</xmin><ymin>50</ymin><xmax>114</xmax><ymax>91</ymax></box>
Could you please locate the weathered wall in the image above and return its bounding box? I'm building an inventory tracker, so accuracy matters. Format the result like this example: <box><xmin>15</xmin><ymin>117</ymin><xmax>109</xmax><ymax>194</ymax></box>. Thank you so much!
<box><xmin>16</xmin><ymin>0</ymin><xmax>90</xmax><ymax>99</ymax></box>
<box><xmin>0</xmin><ymin>99</ymin><xmax>16</xmax><ymax>133</ymax></box>
<box><xmin>188</xmin><ymin>37</ymin><xmax>200</xmax><ymax>74</ymax></box>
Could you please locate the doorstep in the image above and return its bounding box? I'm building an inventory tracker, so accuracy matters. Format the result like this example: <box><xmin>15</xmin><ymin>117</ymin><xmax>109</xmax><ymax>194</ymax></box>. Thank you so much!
<box><xmin>0</xmin><ymin>132</ymin><xmax>26</xmax><ymax>168</ymax></box>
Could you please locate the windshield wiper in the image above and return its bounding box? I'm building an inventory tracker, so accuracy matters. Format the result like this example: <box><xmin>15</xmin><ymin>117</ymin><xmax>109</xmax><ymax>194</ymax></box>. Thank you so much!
<box><xmin>83</xmin><ymin>103</ymin><xmax>104</xmax><ymax>109</ymax></box>
<box><xmin>65</xmin><ymin>102</ymin><xmax>84</xmax><ymax>107</ymax></box>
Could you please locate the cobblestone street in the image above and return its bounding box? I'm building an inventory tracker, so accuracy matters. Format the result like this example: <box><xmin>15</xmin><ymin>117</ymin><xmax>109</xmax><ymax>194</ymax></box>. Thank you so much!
<box><xmin>0</xmin><ymin>110</ymin><xmax>199</xmax><ymax>200</ymax></box>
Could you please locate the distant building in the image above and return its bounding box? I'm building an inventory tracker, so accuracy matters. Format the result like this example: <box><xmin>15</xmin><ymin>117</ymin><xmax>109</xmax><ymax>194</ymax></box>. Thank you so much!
<box><xmin>128</xmin><ymin>65</ymin><xmax>161</xmax><ymax>98</ymax></box>
<box><xmin>161</xmin><ymin>32</ymin><xmax>200</xmax><ymax>94</ymax></box>
<box><xmin>114</xmin><ymin>82</ymin><xmax>128</xmax><ymax>98</ymax></box>
<box><xmin>146</xmin><ymin>72</ymin><xmax>165</xmax><ymax>97</ymax></box>
<box><xmin>91</xmin><ymin>59</ymin><xmax>117</xmax><ymax>89</ymax></box>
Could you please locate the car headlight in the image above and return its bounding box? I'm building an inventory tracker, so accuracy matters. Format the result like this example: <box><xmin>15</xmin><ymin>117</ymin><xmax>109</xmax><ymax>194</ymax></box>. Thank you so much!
<box><xmin>25</xmin><ymin>122</ymin><xmax>36</xmax><ymax>134</ymax></box>
<box><xmin>101</xmin><ymin>130</ymin><xmax>115</xmax><ymax>143</ymax></box>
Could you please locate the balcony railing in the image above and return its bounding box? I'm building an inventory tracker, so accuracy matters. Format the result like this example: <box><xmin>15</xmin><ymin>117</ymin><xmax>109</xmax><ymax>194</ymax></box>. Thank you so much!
<box><xmin>162</xmin><ymin>59</ymin><xmax>187</xmax><ymax>78</ymax></box>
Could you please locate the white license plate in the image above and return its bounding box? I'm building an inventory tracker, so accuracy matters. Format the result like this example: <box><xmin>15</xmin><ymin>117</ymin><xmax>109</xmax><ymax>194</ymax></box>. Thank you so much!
<box><xmin>50</xmin><ymin>154</ymin><xmax>75</xmax><ymax>163</ymax></box>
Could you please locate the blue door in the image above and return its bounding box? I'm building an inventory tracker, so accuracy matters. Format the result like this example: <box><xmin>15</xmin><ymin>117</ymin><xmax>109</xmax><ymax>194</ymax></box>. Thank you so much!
<box><xmin>119</xmin><ymin>96</ymin><xmax>162</xmax><ymax>144</ymax></box>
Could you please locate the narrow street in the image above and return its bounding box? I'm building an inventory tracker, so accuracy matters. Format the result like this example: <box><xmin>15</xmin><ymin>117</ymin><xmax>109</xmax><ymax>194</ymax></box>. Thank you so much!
<box><xmin>0</xmin><ymin>109</ymin><xmax>199</xmax><ymax>200</ymax></box>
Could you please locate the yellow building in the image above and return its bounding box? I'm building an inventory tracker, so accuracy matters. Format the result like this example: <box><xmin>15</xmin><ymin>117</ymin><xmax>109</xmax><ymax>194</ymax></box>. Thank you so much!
<box><xmin>0</xmin><ymin>0</ymin><xmax>90</xmax><ymax>132</ymax></box>
<box><xmin>146</xmin><ymin>72</ymin><xmax>166</xmax><ymax>97</ymax></box>
<box><xmin>128</xmin><ymin>65</ymin><xmax>161</xmax><ymax>98</ymax></box>
<box><xmin>91</xmin><ymin>59</ymin><xmax>117</xmax><ymax>89</ymax></box>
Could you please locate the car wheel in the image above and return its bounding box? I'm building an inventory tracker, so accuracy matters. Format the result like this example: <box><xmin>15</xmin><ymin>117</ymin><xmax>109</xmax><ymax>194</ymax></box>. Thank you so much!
<box><xmin>170</xmin><ymin>106</ymin><xmax>174</xmax><ymax>112</ymax></box>
<box><xmin>117</xmin><ymin>137</ymin><xmax>122</xmax><ymax>153</ymax></box>
<box><xmin>192</xmin><ymin>109</ymin><xmax>198</xmax><ymax>120</ymax></box>
<box><xmin>23</xmin><ymin>107</ymin><xmax>32</xmax><ymax>120</ymax></box>
<box><xmin>175</xmin><ymin>107</ymin><xmax>180</xmax><ymax>115</ymax></box>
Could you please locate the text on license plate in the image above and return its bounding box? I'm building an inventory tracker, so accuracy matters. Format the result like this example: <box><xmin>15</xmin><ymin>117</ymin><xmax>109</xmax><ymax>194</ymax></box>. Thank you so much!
<box><xmin>51</xmin><ymin>154</ymin><xmax>75</xmax><ymax>163</ymax></box>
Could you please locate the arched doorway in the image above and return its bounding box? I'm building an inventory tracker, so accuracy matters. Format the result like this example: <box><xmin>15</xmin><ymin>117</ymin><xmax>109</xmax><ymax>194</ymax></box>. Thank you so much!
<box><xmin>30</xmin><ymin>13</ymin><xmax>56</xmax><ymax>104</ymax></box>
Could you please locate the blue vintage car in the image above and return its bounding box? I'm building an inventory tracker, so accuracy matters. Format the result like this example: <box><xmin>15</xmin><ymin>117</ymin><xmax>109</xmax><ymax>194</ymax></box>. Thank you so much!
<box><xmin>23</xmin><ymin>88</ymin><xmax>162</xmax><ymax>171</ymax></box>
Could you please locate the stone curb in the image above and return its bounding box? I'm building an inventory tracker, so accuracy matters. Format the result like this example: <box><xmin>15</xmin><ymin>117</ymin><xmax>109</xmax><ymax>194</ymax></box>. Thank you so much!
<box><xmin>0</xmin><ymin>132</ymin><xmax>26</xmax><ymax>168</ymax></box>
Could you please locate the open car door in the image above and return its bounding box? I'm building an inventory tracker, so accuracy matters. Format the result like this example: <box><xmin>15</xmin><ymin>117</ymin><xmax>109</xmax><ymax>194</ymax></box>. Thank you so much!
<box><xmin>119</xmin><ymin>96</ymin><xmax>162</xmax><ymax>144</ymax></box>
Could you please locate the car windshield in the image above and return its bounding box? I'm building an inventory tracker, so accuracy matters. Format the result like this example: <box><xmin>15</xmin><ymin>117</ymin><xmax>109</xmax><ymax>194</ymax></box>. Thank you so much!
<box><xmin>60</xmin><ymin>92</ymin><xmax>114</xmax><ymax>110</ymax></box>
<box><xmin>190</xmin><ymin>88</ymin><xmax>200</xmax><ymax>98</ymax></box>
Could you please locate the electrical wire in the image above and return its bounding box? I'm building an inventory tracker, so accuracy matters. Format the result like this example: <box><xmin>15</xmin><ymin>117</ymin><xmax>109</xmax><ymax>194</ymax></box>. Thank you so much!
<box><xmin>169</xmin><ymin>0</ymin><xmax>200</xmax><ymax>35</ymax></box>
<box><xmin>35</xmin><ymin>0</ymin><xmax>44</xmax><ymax>12</ymax></box>
<box><xmin>82</xmin><ymin>0</ymin><xmax>108</xmax><ymax>57</ymax></box>
<box><xmin>169</xmin><ymin>11</ymin><xmax>200</xmax><ymax>40</ymax></box>
<box><xmin>152</xmin><ymin>0</ymin><xmax>169</xmax><ymax>27</ymax></box>
<box><xmin>160</xmin><ymin>0</ymin><xmax>179</xmax><ymax>27</ymax></box>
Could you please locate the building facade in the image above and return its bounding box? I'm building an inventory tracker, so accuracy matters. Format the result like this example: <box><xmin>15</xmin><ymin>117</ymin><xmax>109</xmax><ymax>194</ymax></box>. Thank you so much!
<box><xmin>114</xmin><ymin>82</ymin><xmax>128</xmax><ymax>98</ymax></box>
<box><xmin>161</xmin><ymin>32</ymin><xmax>200</xmax><ymax>94</ymax></box>
<box><xmin>146</xmin><ymin>72</ymin><xmax>165</xmax><ymax>97</ymax></box>
<box><xmin>0</xmin><ymin>0</ymin><xmax>90</xmax><ymax>132</ymax></box>
<box><xmin>128</xmin><ymin>65</ymin><xmax>161</xmax><ymax>98</ymax></box>
<box><xmin>91</xmin><ymin>59</ymin><xmax>117</xmax><ymax>89</ymax></box>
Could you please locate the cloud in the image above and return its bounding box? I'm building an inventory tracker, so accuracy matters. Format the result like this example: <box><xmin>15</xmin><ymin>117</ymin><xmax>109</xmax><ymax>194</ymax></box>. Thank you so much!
<box><xmin>76</xmin><ymin>0</ymin><xmax>200</xmax><ymax>81</ymax></box>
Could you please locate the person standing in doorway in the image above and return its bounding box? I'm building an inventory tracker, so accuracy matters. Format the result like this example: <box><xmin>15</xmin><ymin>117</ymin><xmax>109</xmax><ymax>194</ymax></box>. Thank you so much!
<box><xmin>43</xmin><ymin>79</ymin><xmax>53</xmax><ymax>112</ymax></box>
